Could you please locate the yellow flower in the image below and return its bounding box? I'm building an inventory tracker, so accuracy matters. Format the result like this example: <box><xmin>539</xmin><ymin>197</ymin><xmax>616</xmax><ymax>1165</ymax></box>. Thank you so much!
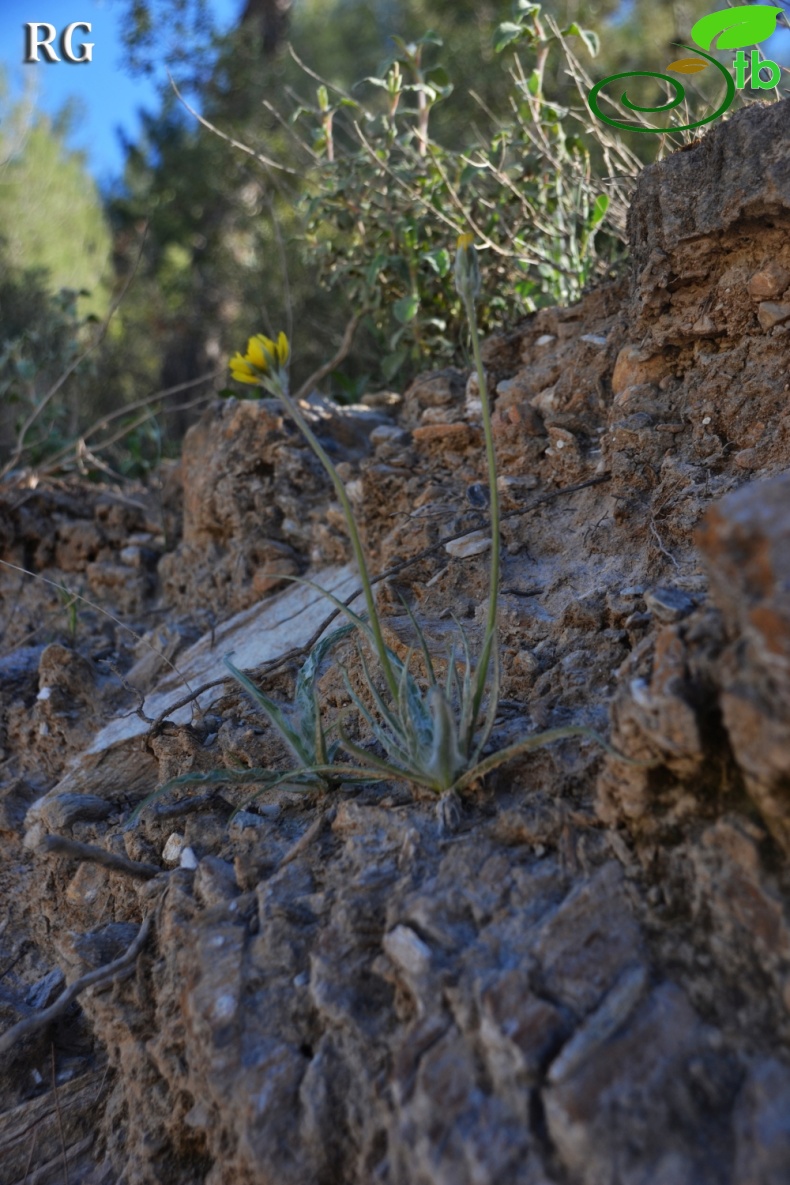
<box><xmin>229</xmin><ymin>352</ymin><xmax>263</xmax><ymax>385</ymax></box>
<box><xmin>246</xmin><ymin>331</ymin><xmax>290</xmax><ymax>374</ymax></box>
<box><xmin>229</xmin><ymin>331</ymin><xmax>290</xmax><ymax>394</ymax></box>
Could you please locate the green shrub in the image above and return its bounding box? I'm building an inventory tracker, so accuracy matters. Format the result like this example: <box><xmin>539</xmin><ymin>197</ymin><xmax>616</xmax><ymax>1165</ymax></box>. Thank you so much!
<box><xmin>284</xmin><ymin>6</ymin><xmax>635</xmax><ymax>384</ymax></box>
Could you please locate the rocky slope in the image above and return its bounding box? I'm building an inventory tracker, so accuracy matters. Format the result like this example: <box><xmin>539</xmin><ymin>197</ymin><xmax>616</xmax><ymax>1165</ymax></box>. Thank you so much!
<box><xmin>1</xmin><ymin>100</ymin><xmax>790</xmax><ymax>1184</ymax></box>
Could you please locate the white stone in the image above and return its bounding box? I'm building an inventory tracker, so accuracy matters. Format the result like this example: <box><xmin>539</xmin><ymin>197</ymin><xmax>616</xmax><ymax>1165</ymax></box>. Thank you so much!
<box><xmin>383</xmin><ymin>925</ymin><xmax>432</xmax><ymax>978</ymax></box>
<box><xmin>162</xmin><ymin>833</ymin><xmax>186</xmax><ymax>865</ymax></box>
<box><xmin>531</xmin><ymin>385</ymin><xmax>557</xmax><ymax>415</ymax></box>
<box><xmin>180</xmin><ymin>846</ymin><xmax>198</xmax><ymax>870</ymax></box>
<box><xmin>580</xmin><ymin>333</ymin><xmax>607</xmax><ymax>345</ymax></box>
<box><xmin>445</xmin><ymin>531</ymin><xmax>491</xmax><ymax>559</ymax></box>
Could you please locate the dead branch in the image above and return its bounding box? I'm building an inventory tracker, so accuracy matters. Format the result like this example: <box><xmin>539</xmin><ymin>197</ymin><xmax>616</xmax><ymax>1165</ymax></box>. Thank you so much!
<box><xmin>43</xmin><ymin>836</ymin><xmax>162</xmax><ymax>881</ymax></box>
<box><xmin>0</xmin><ymin>914</ymin><xmax>154</xmax><ymax>1056</ymax></box>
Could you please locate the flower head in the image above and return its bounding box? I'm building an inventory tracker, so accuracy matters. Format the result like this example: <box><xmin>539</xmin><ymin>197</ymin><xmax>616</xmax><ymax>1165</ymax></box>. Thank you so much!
<box><xmin>229</xmin><ymin>331</ymin><xmax>290</xmax><ymax>395</ymax></box>
<box><xmin>454</xmin><ymin>234</ymin><xmax>481</xmax><ymax>303</ymax></box>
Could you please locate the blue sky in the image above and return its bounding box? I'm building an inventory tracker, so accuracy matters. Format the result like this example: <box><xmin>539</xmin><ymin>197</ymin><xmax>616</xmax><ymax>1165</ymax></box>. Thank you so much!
<box><xmin>1</xmin><ymin>2</ymin><xmax>789</xmax><ymax>187</ymax></box>
<box><xmin>0</xmin><ymin>0</ymin><xmax>240</xmax><ymax>186</ymax></box>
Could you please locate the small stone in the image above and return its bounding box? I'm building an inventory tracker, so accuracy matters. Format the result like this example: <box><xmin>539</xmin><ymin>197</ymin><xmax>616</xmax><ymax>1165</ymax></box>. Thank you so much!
<box><xmin>119</xmin><ymin>545</ymin><xmax>142</xmax><ymax>567</ymax></box>
<box><xmin>162</xmin><ymin>833</ymin><xmax>186</xmax><ymax>865</ymax></box>
<box><xmin>748</xmin><ymin>261</ymin><xmax>790</xmax><ymax>300</ymax></box>
<box><xmin>369</xmin><ymin>424</ymin><xmax>409</xmax><ymax>448</ymax></box>
<box><xmin>26</xmin><ymin>968</ymin><xmax>65</xmax><ymax>1010</ymax></box>
<box><xmin>580</xmin><ymin>334</ymin><xmax>607</xmax><ymax>345</ymax></box>
<box><xmin>39</xmin><ymin>793</ymin><xmax>113</xmax><ymax>830</ymax></box>
<box><xmin>611</xmin><ymin>344</ymin><xmax>672</xmax><ymax>395</ymax></box>
<box><xmin>344</xmin><ymin>479</ymin><xmax>364</xmax><ymax>502</ymax></box>
<box><xmin>412</xmin><ymin>422</ymin><xmax>476</xmax><ymax>450</ymax></box>
<box><xmin>466</xmin><ymin>482</ymin><xmax>489</xmax><ymax>508</ymax></box>
<box><xmin>383</xmin><ymin>925</ymin><xmax>432</xmax><ymax>979</ymax></box>
<box><xmin>757</xmin><ymin>301</ymin><xmax>790</xmax><ymax>330</ymax></box>
<box><xmin>624</xmin><ymin>611</ymin><xmax>652</xmax><ymax>631</ymax></box>
<box><xmin>613</xmin><ymin>383</ymin><xmax>659</xmax><ymax>412</ymax></box>
<box><xmin>644</xmin><ymin>586</ymin><xmax>695</xmax><ymax>623</ymax></box>
<box><xmin>496</xmin><ymin>374</ymin><xmax>532</xmax><ymax>403</ymax></box>
<box><xmin>691</xmin><ymin>314</ymin><xmax>718</xmax><ymax>336</ymax></box>
<box><xmin>497</xmin><ymin>474</ymin><xmax>538</xmax><ymax>493</ymax></box>
<box><xmin>195</xmin><ymin>855</ymin><xmax>239</xmax><ymax>906</ymax></box>
<box><xmin>535</xmin><ymin>334</ymin><xmax>555</xmax><ymax>347</ymax></box>
<box><xmin>548</xmin><ymin>964</ymin><xmax>648</xmax><ymax>1085</ymax></box>
<box><xmin>530</xmin><ymin>385</ymin><xmax>557</xmax><ymax>415</ymax></box>
<box><xmin>445</xmin><ymin>531</ymin><xmax>491</xmax><ymax>559</ymax></box>
<box><xmin>361</xmin><ymin>390</ymin><xmax>401</xmax><ymax>410</ymax></box>
<box><xmin>66</xmin><ymin>862</ymin><xmax>108</xmax><ymax>907</ymax></box>
<box><xmin>180</xmin><ymin>846</ymin><xmax>199</xmax><ymax>870</ymax></box>
<box><xmin>733</xmin><ymin>447</ymin><xmax>762</xmax><ymax>471</ymax></box>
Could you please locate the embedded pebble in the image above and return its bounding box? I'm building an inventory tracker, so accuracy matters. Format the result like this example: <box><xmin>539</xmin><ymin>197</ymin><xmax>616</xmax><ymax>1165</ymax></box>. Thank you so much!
<box><xmin>748</xmin><ymin>262</ymin><xmax>790</xmax><ymax>300</ymax></box>
<box><xmin>344</xmin><ymin>479</ymin><xmax>364</xmax><ymax>502</ymax></box>
<box><xmin>445</xmin><ymin>531</ymin><xmax>491</xmax><ymax>559</ymax></box>
<box><xmin>26</xmin><ymin>968</ymin><xmax>66</xmax><ymax>1010</ymax></box>
<box><xmin>531</xmin><ymin>385</ymin><xmax>557</xmax><ymax>415</ymax></box>
<box><xmin>580</xmin><ymin>333</ymin><xmax>607</xmax><ymax>345</ymax></box>
<box><xmin>497</xmin><ymin>473</ymin><xmax>538</xmax><ymax>493</ymax></box>
<box><xmin>120</xmin><ymin>545</ymin><xmax>142</xmax><ymax>567</ymax></box>
<box><xmin>180</xmin><ymin>846</ymin><xmax>199</xmax><ymax>870</ymax></box>
<box><xmin>644</xmin><ymin>586</ymin><xmax>696</xmax><ymax>623</ymax></box>
<box><xmin>466</xmin><ymin>482</ymin><xmax>490</xmax><ymax>508</ymax></box>
<box><xmin>369</xmin><ymin>424</ymin><xmax>409</xmax><ymax>448</ymax></box>
<box><xmin>162</xmin><ymin>833</ymin><xmax>187</xmax><ymax>865</ymax></box>
<box><xmin>361</xmin><ymin>390</ymin><xmax>401</xmax><ymax>410</ymax></box>
<box><xmin>757</xmin><ymin>301</ymin><xmax>790</xmax><ymax>331</ymax></box>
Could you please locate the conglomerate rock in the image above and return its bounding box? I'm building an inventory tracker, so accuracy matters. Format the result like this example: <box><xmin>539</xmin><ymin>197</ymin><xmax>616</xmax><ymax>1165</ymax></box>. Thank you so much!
<box><xmin>1</xmin><ymin>101</ymin><xmax>790</xmax><ymax>1184</ymax></box>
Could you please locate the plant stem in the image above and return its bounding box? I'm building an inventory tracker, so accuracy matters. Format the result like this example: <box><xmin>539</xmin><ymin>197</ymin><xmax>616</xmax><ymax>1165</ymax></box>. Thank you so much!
<box><xmin>276</xmin><ymin>386</ymin><xmax>400</xmax><ymax>699</ymax></box>
<box><xmin>464</xmin><ymin>293</ymin><xmax>501</xmax><ymax>721</ymax></box>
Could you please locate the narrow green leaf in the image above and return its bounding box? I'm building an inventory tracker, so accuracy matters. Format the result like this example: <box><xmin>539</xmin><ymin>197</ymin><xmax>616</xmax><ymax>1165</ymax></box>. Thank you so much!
<box><xmin>225</xmin><ymin>657</ymin><xmax>311</xmax><ymax>767</ymax></box>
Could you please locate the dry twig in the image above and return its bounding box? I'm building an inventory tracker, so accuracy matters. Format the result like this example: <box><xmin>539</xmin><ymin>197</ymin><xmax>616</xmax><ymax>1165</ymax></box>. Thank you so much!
<box><xmin>43</xmin><ymin>836</ymin><xmax>162</xmax><ymax>881</ymax></box>
<box><xmin>0</xmin><ymin>914</ymin><xmax>154</xmax><ymax>1056</ymax></box>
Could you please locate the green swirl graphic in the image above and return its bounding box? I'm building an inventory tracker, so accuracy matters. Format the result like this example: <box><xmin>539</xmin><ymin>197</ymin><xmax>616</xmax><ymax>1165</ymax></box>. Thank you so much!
<box><xmin>588</xmin><ymin>45</ymin><xmax>735</xmax><ymax>133</ymax></box>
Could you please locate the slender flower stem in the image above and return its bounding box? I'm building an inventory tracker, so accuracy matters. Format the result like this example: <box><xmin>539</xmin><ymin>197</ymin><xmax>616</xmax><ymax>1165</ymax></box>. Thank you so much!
<box><xmin>276</xmin><ymin>386</ymin><xmax>400</xmax><ymax>700</ymax></box>
<box><xmin>465</xmin><ymin>296</ymin><xmax>500</xmax><ymax>639</ymax></box>
<box><xmin>463</xmin><ymin>292</ymin><xmax>500</xmax><ymax>722</ymax></box>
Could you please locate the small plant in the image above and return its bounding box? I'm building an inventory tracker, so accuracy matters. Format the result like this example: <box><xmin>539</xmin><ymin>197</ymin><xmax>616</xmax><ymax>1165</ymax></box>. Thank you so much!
<box><xmin>123</xmin><ymin>622</ymin><xmax>377</xmax><ymax>829</ymax></box>
<box><xmin>161</xmin><ymin>237</ymin><xmax>641</xmax><ymax>815</ymax></box>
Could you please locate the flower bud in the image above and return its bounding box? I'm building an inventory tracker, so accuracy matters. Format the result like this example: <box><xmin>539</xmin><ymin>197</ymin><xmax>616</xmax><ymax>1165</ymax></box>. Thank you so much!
<box><xmin>454</xmin><ymin>233</ymin><xmax>481</xmax><ymax>303</ymax></box>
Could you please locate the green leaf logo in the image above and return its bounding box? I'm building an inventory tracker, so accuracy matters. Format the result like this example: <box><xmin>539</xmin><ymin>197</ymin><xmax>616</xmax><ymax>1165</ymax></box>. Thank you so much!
<box><xmin>691</xmin><ymin>5</ymin><xmax>782</xmax><ymax>51</ymax></box>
